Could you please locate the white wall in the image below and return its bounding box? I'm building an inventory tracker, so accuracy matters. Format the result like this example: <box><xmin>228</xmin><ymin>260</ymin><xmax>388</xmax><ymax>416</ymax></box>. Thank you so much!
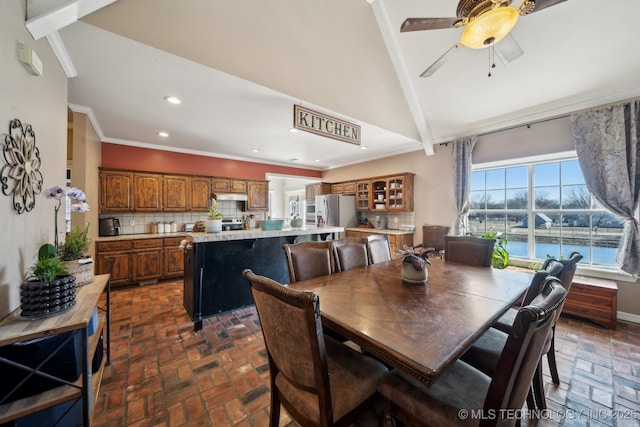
<box><xmin>0</xmin><ymin>0</ymin><xmax>69</xmax><ymax>317</ymax></box>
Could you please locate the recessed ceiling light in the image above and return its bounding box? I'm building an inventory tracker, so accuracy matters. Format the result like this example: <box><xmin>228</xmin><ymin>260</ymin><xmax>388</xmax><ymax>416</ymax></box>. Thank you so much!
<box><xmin>289</xmin><ymin>128</ymin><xmax>299</xmax><ymax>133</ymax></box>
<box><xmin>164</xmin><ymin>96</ymin><xmax>182</xmax><ymax>105</ymax></box>
<box><xmin>252</xmin><ymin>148</ymin><xmax>260</xmax><ymax>153</ymax></box>
<box><xmin>360</xmin><ymin>145</ymin><xmax>368</xmax><ymax>150</ymax></box>
<box><xmin>314</xmin><ymin>159</ymin><xmax>320</xmax><ymax>162</ymax></box>
<box><xmin>158</xmin><ymin>131</ymin><xmax>169</xmax><ymax>137</ymax></box>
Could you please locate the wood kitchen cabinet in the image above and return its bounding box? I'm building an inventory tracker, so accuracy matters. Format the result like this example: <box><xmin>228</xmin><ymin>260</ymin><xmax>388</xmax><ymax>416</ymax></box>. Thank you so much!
<box><xmin>331</xmin><ymin>181</ymin><xmax>357</xmax><ymax>195</ymax></box>
<box><xmin>189</xmin><ymin>176</ymin><xmax>212</xmax><ymax>211</ymax></box>
<box><xmin>95</xmin><ymin>240</ymin><xmax>133</xmax><ymax>286</ymax></box>
<box><xmin>355</xmin><ymin>181</ymin><xmax>371</xmax><ymax>211</ymax></box>
<box><xmin>247</xmin><ymin>180</ymin><xmax>268</xmax><ymax>211</ymax></box>
<box><xmin>345</xmin><ymin>229</ymin><xmax>414</xmax><ymax>256</ymax></box>
<box><xmin>132</xmin><ymin>239</ymin><xmax>164</xmax><ymax>282</ymax></box>
<box><xmin>134</xmin><ymin>173</ymin><xmax>163</xmax><ymax>212</ymax></box>
<box><xmin>100</xmin><ymin>170</ymin><xmax>134</xmax><ymax>212</ymax></box>
<box><xmin>163</xmin><ymin>175</ymin><xmax>189</xmax><ymax>212</ymax></box>
<box><xmin>212</xmin><ymin>178</ymin><xmax>247</xmax><ymax>193</ymax></box>
<box><xmin>164</xmin><ymin>237</ymin><xmax>185</xmax><ymax>278</ymax></box>
<box><xmin>96</xmin><ymin>237</ymin><xmax>174</xmax><ymax>286</ymax></box>
<box><xmin>371</xmin><ymin>173</ymin><xmax>414</xmax><ymax>212</ymax></box>
<box><xmin>305</xmin><ymin>183</ymin><xmax>332</xmax><ymax>202</ymax></box>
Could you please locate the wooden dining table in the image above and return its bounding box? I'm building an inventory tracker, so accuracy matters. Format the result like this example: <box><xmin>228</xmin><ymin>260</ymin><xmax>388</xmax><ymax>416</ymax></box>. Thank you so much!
<box><xmin>287</xmin><ymin>258</ymin><xmax>534</xmax><ymax>386</ymax></box>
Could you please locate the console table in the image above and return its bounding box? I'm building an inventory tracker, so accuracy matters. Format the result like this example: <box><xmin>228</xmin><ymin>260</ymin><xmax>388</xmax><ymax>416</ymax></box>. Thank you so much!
<box><xmin>0</xmin><ymin>274</ymin><xmax>111</xmax><ymax>426</ymax></box>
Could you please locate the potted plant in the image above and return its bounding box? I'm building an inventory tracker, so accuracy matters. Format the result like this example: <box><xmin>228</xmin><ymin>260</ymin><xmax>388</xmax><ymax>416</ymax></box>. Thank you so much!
<box><xmin>206</xmin><ymin>198</ymin><xmax>224</xmax><ymax>233</ymax></box>
<box><xmin>395</xmin><ymin>245</ymin><xmax>432</xmax><ymax>284</ymax></box>
<box><xmin>21</xmin><ymin>244</ymin><xmax>77</xmax><ymax>318</ymax></box>
<box><xmin>58</xmin><ymin>223</ymin><xmax>94</xmax><ymax>285</ymax></box>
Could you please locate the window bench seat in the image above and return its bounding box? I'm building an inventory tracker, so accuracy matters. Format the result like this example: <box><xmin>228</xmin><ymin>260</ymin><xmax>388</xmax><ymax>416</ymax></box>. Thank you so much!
<box><xmin>562</xmin><ymin>275</ymin><xmax>618</xmax><ymax>330</ymax></box>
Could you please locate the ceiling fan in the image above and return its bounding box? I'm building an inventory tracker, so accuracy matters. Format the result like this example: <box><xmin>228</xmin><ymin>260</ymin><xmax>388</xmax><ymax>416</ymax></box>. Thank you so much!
<box><xmin>401</xmin><ymin>0</ymin><xmax>567</xmax><ymax>77</ymax></box>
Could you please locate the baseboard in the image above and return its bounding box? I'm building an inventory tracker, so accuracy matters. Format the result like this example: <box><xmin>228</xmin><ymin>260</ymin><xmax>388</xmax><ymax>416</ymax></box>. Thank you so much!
<box><xmin>618</xmin><ymin>311</ymin><xmax>640</xmax><ymax>324</ymax></box>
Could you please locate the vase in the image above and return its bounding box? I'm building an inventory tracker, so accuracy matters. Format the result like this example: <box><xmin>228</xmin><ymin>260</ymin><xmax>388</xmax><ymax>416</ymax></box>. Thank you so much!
<box><xmin>20</xmin><ymin>275</ymin><xmax>77</xmax><ymax>319</ymax></box>
<box><xmin>401</xmin><ymin>262</ymin><xmax>428</xmax><ymax>284</ymax></box>
<box><xmin>206</xmin><ymin>219</ymin><xmax>222</xmax><ymax>233</ymax></box>
<box><xmin>62</xmin><ymin>259</ymin><xmax>94</xmax><ymax>286</ymax></box>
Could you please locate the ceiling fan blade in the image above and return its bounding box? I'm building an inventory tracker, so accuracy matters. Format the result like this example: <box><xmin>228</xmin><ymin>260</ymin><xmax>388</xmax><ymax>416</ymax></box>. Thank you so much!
<box><xmin>521</xmin><ymin>0</ymin><xmax>567</xmax><ymax>15</ymax></box>
<box><xmin>420</xmin><ymin>43</ymin><xmax>463</xmax><ymax>78</ymax></box>
<box><xmin>494</xmin><ymin>33</ymin><xmax>524</xmax><ymax>65</ymax></box>
<box><xmin>401</xmin><ymin>17</ymin><xmax>461</xmax><ymax>32</ymax></box>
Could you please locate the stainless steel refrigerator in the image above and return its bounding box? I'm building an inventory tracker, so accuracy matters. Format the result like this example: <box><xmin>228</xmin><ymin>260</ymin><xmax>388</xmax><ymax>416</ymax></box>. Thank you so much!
<box><xmin>315</xmin><ymin>194</ymin><xmax>357</xmax><ymax>237</ymax></box>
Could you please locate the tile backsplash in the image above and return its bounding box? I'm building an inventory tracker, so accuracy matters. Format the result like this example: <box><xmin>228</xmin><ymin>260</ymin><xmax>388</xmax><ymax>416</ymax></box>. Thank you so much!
<box><xmin>103</xmin><ymin>201</ymin><xmax>266</xmax><ymax>235</ymax></box>
<box><xmin>357</xmin><ymin>211</ymin><xmax>415</xmax><ymax>229</ymax></box>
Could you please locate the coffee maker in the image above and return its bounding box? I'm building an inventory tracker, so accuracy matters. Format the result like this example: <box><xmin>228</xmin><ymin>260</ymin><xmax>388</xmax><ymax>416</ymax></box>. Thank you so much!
<box><xmin>99</xmin><ymin>217</ymin><xmax>120</xmax><ymax>236</ymax></box>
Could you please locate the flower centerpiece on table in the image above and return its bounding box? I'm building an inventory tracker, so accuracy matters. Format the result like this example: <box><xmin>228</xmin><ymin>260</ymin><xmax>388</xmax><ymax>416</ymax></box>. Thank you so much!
<box><xmin>395</xmin><ymin>245</ymin><xmax>432</xmax><ymax>284</ymax></box>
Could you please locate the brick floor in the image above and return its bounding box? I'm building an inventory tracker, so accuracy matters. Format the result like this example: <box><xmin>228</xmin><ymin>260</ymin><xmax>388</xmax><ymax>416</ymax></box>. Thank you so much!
<box><xmin>92</xmin><ymin>280</ymin><xmax>640</xmax><ymax>427</ymax></box>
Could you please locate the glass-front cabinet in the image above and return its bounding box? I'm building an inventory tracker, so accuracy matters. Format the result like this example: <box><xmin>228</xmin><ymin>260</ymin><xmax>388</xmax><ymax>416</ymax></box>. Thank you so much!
<box><xmin>354</xmin><ymin>173</ymin><xmax>414</xmax><ymax>212</ymax></box>
<box><xmin>356</xmin><ymin>181</ymin><xmax>371</xmax><ymax>210</ymax></box>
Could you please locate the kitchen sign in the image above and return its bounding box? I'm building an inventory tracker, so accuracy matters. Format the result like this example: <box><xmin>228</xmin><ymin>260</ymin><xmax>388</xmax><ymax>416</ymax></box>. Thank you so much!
<box><xmin>293</xmin><ymin>105</ymin><xmax>360</xmax><ymax>145</ymax></box>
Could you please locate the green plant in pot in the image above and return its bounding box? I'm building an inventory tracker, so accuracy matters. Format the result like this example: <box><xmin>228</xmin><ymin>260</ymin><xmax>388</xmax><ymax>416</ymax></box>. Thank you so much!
<box><xmin>58</xmin><ymin>223</ymin><xmax>94</xmax><ymax>285</ymax></box>
<box><xmin>21</xmin><ymin>244</ymin><xmax>77</xmax><ymax>318</ymax></box>
<box><xmin>31</xmin><ymin>244</ymin><xmax>69</xmax><ymax>282</ymax></box>
<box><xmin>206</xmin><ymin>198</ymin><xmax>224</xmax><ymax>233</ymax></box>
<box><xmin>58</xmin><ymin>223</ymin><xmax>91</xmax><ymax>261</ymax></box>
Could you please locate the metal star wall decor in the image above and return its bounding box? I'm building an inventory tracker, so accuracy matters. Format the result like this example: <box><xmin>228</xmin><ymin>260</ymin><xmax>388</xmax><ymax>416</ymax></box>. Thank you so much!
<box><xmin>1</xmin><ymin>119</ymin><xmax>43</xmax><ymax>214</ymax></box>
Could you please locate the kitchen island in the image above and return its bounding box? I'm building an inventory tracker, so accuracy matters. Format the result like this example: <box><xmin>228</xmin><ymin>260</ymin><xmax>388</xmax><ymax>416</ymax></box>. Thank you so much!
<box><xmin>184</xmin><ymin>226</ymin><xmax>343</xmax><ymax>331</ymax></box>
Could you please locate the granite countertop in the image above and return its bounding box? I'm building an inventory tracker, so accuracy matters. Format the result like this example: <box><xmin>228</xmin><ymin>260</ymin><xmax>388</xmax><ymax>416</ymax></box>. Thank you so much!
<box><xmin>344</xmin><ymin>227</ymin><xmax>414</xmax><ymax>235</ymax></box>
<box><xmin>95</xmin><ymin>226</ymin><xmax>344</xmax><ymax>243</ymax></box>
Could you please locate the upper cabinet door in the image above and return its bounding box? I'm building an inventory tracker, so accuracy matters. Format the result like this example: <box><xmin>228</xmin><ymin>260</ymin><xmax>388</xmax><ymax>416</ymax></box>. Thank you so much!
<box><xmin>100</xmin><ymin>170</ymin><xmax>134</xmax><ymax>212</ymax></box>
<box><xmin>247</xmin><ymin>180</ymin><xmax>268</xmax><ymax>211</ymax></box>
<box><xmin>134</xmin><ymin>173</ymin><xmax>163</xmax><ymax>212</ymax></box>
<box><xmin>189</xmin><ymin>176</ymin><xmax>211</xmax><ymax>211</ymax></box>
<box><xmin>163</xmin><ymin>175</ymin><xmax>189</xmax><ymax>212</ymax></box>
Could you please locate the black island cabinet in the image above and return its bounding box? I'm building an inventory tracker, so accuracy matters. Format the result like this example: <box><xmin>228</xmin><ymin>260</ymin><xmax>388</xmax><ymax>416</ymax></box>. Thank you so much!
<box><xmin>183</xmin><ymin>227</ymin><xmax>341</xmax><ymax>331</ymax></box>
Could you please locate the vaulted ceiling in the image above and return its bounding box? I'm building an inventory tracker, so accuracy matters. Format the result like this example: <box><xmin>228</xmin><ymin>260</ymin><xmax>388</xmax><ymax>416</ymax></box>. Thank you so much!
<box><xmin>27</xmin><ymin>0</ymin><xmax>640</xmax><ymax>170</ymax></box>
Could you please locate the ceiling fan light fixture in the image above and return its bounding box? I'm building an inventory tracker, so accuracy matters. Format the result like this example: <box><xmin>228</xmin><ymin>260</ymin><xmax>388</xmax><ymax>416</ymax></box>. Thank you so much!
<box><xmin>461</xmin><ymin>6</ymin><xmax>519</xmax><ymax>49</ymax></box>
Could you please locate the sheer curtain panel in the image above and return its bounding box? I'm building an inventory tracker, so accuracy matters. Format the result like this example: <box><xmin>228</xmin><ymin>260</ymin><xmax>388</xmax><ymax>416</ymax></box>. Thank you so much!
<box><xmin>451</xmin><ymin>136</ymin><xmax>477</xmax><ymax>236</ymax></box>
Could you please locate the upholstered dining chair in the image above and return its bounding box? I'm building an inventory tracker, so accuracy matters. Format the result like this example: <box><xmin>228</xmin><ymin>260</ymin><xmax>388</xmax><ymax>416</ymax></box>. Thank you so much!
<box><xmin>461</xmin><ymin>259</ymin><xmax>564</xmax><ymax>410</ymax></box>
<box><xmin>366</xmin><ymin>234</ymin><xmax>392</xmax><ymax>264</ymax></box>
<box><xmin>444</xmin><ymin>235</ymin><xmax>495</xmax><ymax>267</ymax></box>
<box><xmin>378</xmin><ymin>277</ymin><xmax>567</xmax><ymax>427</ymax></box>
<box><xmin>242</xmin><ymin>269</ymin><xmax>388</xmax><ymax>427</ymax></box>
<box><xmin>283</xmin><ymin>240</ymin><xmax>335</xmax><ymax>283</ymax></box>
<box><xmin>418</xmin><ymin>225</ymin><xmax>451</xmax><ymax>258</ymax></box>
<box><xmin>333</xmin><ymin>237</ymin><xmax>370</xmax><ymax>272</ymax></box>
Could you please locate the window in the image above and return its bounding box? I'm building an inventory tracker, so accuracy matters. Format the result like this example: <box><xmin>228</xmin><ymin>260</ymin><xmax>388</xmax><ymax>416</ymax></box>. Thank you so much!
<box><xmin>469</xmin><ymin>157</ymin><xmax>623</xmax><ymax>267</ymax></box>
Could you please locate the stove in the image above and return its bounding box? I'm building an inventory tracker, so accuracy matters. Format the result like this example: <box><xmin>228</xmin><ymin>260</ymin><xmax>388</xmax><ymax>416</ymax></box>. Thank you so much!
<box><xmin>221</xmin><ymin>218</ymin><xmax>243</xmax><ymax>231</ymax></box>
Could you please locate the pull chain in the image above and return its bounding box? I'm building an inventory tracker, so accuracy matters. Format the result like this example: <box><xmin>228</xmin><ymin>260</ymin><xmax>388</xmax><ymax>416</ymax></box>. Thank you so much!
<box><xmin>488</xmin><ymin>44</ymin><xmax>496</xmax><ymax>77</ymax></box>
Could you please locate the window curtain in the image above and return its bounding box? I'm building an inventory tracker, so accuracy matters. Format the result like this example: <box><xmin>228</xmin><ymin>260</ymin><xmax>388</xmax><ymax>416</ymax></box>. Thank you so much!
<box><xmin>571</xmin><ymin>99</ymin><xmax>640</xmax><ymax>275</ymax></box>
<box><xmin>451</xmin><ymin>136</ymin><xmax>477</xmax><ymax>236</ymax></box>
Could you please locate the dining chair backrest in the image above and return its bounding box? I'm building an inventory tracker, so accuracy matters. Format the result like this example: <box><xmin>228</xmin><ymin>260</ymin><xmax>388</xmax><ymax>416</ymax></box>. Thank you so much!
<box><xmin>243</xmin><ymin>269</ymin><xmax>389</xmax><ymax>427</ymax></box>
<box><xmin>283</xmin><ymin>240</ymin><xmax>335</xmax><ymax>283</ymax></box>
<box><xmin>520</xmin><ymin>259</ymin><xmax>564</xmax><ymax>306</ymax></box>
<box><xmin>366</xmin><ymin>234</ymin><xmax>392</xmax><ymax>264</ymax></box>
<box><xmin>421</xmin><ymin>225</ymin><xmax>450</xmax><ymax>253</ymax></box>
<box><xmin>333</xmin><ymin>237</ymin><xmax>369</xmax><ymax>272</ymax></box>
<box><xmin>444</xmin><ymin>235</ymin><xmax>495</xmax><ymax>267</ymax></box>
<box><xmin>484</xmin><ymin>277</ymin><xmax>567</xmax><ymax>414</ymax></box>
<box><xmin>541</xmin><ymin>251</ymin><xmax>583</xmax><ymax>292</ymax></box>
<box><xmin>242</xmin><ymin>269</ymin><xmax>333</xmax><ymax>423</ymax></box>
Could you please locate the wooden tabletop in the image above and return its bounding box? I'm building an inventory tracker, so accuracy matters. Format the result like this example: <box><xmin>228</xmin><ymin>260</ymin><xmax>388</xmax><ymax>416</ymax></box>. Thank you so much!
<box><xmin>0</xmin><ymin>274</ymin><xmax>110</xmax><ymax>346</ymax></box>
<box><xmin>288</xmin><ymin>258</ymin><xmax>533</xmax><ymax>385</ymax></box>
